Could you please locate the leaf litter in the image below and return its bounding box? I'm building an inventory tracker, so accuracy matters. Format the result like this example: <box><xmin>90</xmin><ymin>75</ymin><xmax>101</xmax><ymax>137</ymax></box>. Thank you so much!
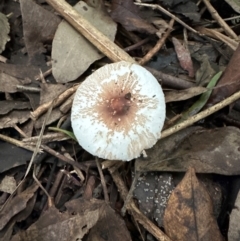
<box><xmin>52</xmin><ymin>0</ymin><xmax>117</xmax><ymax>83</ymax></box>
<box><xmin>1</xmin><ymin>0</ymin><xmax>240</xmax><ymax>240</ymax></box>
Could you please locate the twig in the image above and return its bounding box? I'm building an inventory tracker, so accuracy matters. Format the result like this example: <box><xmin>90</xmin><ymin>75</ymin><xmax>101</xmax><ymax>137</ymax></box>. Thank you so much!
<box><xmin>145</xmin><ymin>67</ymin><xmax>196</xmax><ymax>89</ymax></box>
<box><xmin>196</xmin><ymin>26</ymin><xmax>238</xmax><ymax>50</ymax></box>
<box><xmin>0</xmin><ymin>101</ymin><xmax>53</xmax><ymax>211</ymax></box>
<box><xmin>45</xmin><ymin>0</ymin><xmax>135</xmax><ymax>63</ymax></box>
<box><xmin>139</xmin><ymin>19</ymin><xmax>175</xmax><ymax>65</ymax></box>
<box><xmin>13</xmin><ymin>124</ymin><xmax>28</xmax><ymax>138</ymax></box>
<box><xmin>202</xmin><ymin>0</ymin><xmax>239</xmax><ymax>40</ymax></box>
<box><xmin>41</xmin><ymin>144</ymin><xmax>89</xmax><ymax>173</ymax></box>
<box><xmin>59</xmin><ymin>93</ymin><xmax>75</xmax><ymax>114</ymax></box>
<box><xmin>121</xmin><ymin>171</ymin><xmax>140</xmax><ymax>216</ymax></box>
<box><xmin>35</xmin><ymin>68</ymin><xmax>52</xmax><ymax>81</ymax></box>
<box><xmin>135</xmin><ymin>2</ymin><xmax>201</xmax><ymax>35</ymax></box>
<box><xmin>0</xmin><ymin>134</ymin><xmax>36</xmax><ymax>152</ymax></box>
<box><xmin>161</xmin><ymin>89</ymin><xmax>240</xmax><ymax>139</ymax></box>
<box><xmin>61</xmin><ymin>146</ymin><xmax>85</xmax><ymax>182</ymax></box>
<box><xmin>22</xmin><ymin>132</ymin><xmax>70</xmax><ymax>144</ymax></box>
<box><xmin>95</xmin><ymin>157</ymin><xmax>109</xmax><ymax>202</ymax></box>
<box><xmin>108</xmin><ymin>166</ymin><xmax>172</xmax><ymax>241</ymax></box>
<box><xmin>124</xmin><ymin>37</ymin><xmax>150</xmax><ymax>52</ymax></box>
<box><xmin>16</xmin><ymin>85</ymin><xmax>41</xmax><ymax>93</ymax></box>
<box><xmin>30</xmin><ymin>84</ymin><xmax>80</xmax><ymax>120</ymax></box>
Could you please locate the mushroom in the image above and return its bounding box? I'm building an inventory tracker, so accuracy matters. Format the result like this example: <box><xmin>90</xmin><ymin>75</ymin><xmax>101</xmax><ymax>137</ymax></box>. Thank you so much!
<box><xmin>71</xmin><ymin>61</ymin><xmax>165</xmax><ymax>161</ymax></box>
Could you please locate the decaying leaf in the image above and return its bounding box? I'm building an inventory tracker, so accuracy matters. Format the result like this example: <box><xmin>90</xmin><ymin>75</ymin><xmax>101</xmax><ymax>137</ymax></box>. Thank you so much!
<box><xmin>0</xmin><ymin>63</ymin><xmax>40</xmax><ymax>80</ymax></box>
<box><xmin>173</xmin><ymin>1</ymin><xmax>200</xmax><ymax>22</ymax></box>
<box><xmin>11</xmin><ymin>198</ymin><xmax>131</xmax><ymax>241</ymax></box>
<box><xmin>85</xmin><ymin>202</ymin><xmax>132</xmax><ymax>241</ymax></box>
<box><xmin>0</xmin><ymin>141</ymin><xmax>32</xmax><ymax>173</ymax></box>
<box><xmin>172</xmin><ymin>37</ymin><xmax>195</xmax><ymax>77</ymax></box>
<box><xmin>133</xmin><ymin>172</ymin><xmax>174</xmax><ymax>227</ymax></box>
<box><xmin>0</xmin><ymin>72</ymin><xmax>22</xmax><ymax>93</ymax></box>
<box><xmin>0</xmin><ymin>101</ymin><xmax>31</xmax><ymax>115</ymax></box>
<box><xmin>224</xmin><ymin>0</ymin><xmax>240</xmax><ymax>13</ymax></box>
<box><xmin>52</xmin><ymin>1</ymin><xmax>117</xmax><ymax>83</ymax></box>
<box><xmin>0</xmin><ymin>110</ymin><xmax>30</xmax><ymax>129</ymax></box>
<box><xmin>136</xmin><ymin>126</ymin><xmax>240</xmax><ymax>175</ymax></box>
<box><xmin>163</xmin><ymin>167</ymin><xmax>224</xmax><ymax>241</ymax></box>
<box><xmin>111</xmin><ymin>0</ymin><xmax>157</xmax><ymax>34</ymax></box>
<box><xmin>0</xmin><ymin>12</ymin><xmax>10</xmax><ymax>53</ymax></box>
<box><xmin>195</xmin><ymin>54</ymin><xmax>217</xmax><ymax>86</ymax></box>
<box><xmin>39</xmin><ymin>83</ymin><xmax>69</xmax><ymax>105</ymax></box>
<box><xmin>20</xmin><ymin>0</ymin><xmax>61</xmax><ymax>62</ymax></box>
<box><xmin>0</xmin><ymin>186</ymin><xmax>37</xmax><ymax>241</ymax></box>
<box><xmin>11</xmin><ymin>207</ymin><xmax>99</xmax><ymax>241</ymax></box>
<box><xmin>0</xmin><ymin>183</ymin><xmax>39</xmax><ymax>231</ymax></box>
<box><xmin>34</xmin><ymin>108</ymin><xmax>64</xmax><ymax>129</ymax></box>
<box><xmin>147</xmin><ymin>48</ymin><xmax>186</xmax><ymax>75</ymax></box>
<box><xmin>208</xmin><ymin>43</ymin><xmax>240</xmax><ymax>106</ymax></box>
<box><xmin>0</xmin><ymin>176</ymin><xmax>17</xmax><ymax>194</ymax></box>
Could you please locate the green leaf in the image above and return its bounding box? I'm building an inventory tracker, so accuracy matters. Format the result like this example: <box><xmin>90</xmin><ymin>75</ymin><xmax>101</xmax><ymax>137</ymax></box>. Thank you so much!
<box><xmin>180</xmin><ymin>71</ymin><xmax>222</xmax><ymax>121</ymax></box>
<box><xmin>48</xmin><ymin>127</ymin><xmax>77</xmax><ymax>141</ymax></box>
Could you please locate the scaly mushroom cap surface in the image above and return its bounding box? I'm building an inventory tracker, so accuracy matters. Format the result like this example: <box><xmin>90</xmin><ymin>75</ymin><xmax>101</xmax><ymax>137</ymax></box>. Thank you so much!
<box><xmin>71</xmin><ymin>61</ymin><xmax>165</xmax><ymax>161</ymax></box>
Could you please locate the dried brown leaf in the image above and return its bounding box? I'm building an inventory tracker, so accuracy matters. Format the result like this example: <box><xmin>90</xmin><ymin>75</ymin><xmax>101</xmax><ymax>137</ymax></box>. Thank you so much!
<box><xmin>0</xmin><ymin>63</ymin><xmax>40</xmax><ymax>80</ymax></box>
<box><xmin>0</xmin><ymin>184</ymin><xmax>39</xmax><ymax>231</ymax></box>
<box><xmin>0</xmin><ymin>141</ymin><xmax>32</xmax><ymax>173</ymax></box>
<box><xmin>52</xmin><ymin>1</ymin><xmax>117</xmax><ymax>83</ymax></box>
<box><xmin>11</xmin><ymin>198</ymin><xmax>131</xmax><ymax>241</ymax></box>
<box><xmin>172</xmin><ymin>37</ymin><xmax>195</xmax><ymax>77</ymax></box>
<box><xmin>0</xmin><ymin>101</ymin><xmax>31</xmax><ymax>115</ymax></box>
<box><xmin>11</xmin><ymin>206</ymin><xmax>99</xmax><ymax>241</ymax></box>
<box><xmin>0</xmin><ymin>73</ymin><xmax>21</xmax><ymax>93</ymax></box>
<box><xmin>173</xmin><ymin>1</ymin><xmax>200</xmax><ymax>22</ymax></box>
<box><xmin>34</xmin><ymin>108</ymin><xmax>64</xmax><ymax>129</ymax></box>
<box><xmin>163</xmin><ymin>167</ymin><xmax>224</xmax><ymax>241</ymax></box>
<box><xmin>208</xmin><ymin>43</ymin><xmax>240</xmax><ymax>106</ymax></box>
<box><xmin>111</xmin><ymin>0</ymin><xmax>157</xmax><ymax>34</ymax></box>
<box><xmin>0</xmin><ymin>176</ymin><xmax>17</xmax><ymax>194</ymax></box>
<box><xmin>86</xmin><ymin>201</ymin><xmax>132</xmax><ymax>241</ymax></box>
<box><xmin>136</xmin><ymin>126</ymin><xmax>240</xmax><ymax>175</ymax></box>
<box><xmin>40</xmin><ymin>83</ymin><xmax>69</xmax><ymax>105</ymax></box>
<box><xmin>133</xmin><ymin>172</ymin><xmax>174</xmax><ymax>227</ymax></box>
<box><xmin>0</xmin><ymin>110</ymin><xmax>30</xmax><ymax>129</ymax></box>
<box><xmin>20</xmin><ymin>0</ymin><xmax>61</xmax><ymax>62</ymax></box>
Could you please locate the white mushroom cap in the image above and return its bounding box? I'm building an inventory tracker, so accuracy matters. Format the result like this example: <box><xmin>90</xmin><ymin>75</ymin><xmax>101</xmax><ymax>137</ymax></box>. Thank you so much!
<box><xmin>71</xmin><ymin>61</ymin><xmax>165</xmax><ymax>161</ymax></box>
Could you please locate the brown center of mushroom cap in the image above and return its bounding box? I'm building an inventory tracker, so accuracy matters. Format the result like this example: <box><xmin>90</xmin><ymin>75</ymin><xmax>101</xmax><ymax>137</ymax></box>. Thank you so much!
<box><xmin>107</xmin><ymin>94</ymin><xmax>131</xmax><ymax>116</ymax></box>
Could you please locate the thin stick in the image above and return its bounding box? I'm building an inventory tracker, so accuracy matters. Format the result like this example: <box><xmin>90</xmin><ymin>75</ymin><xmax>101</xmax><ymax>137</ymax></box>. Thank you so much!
<box><xmin>161</xmin><ymin>90</ymin><xmax>240</xmax><ymax>139</ymax></box>
<box><xmin>139</xmin><ymin>19</ymin><xmax>175</xmax><ymax>65</ymax></box>
<box><xmin>35</xmin><ymin>68</ymin><xmax>52</xmax><ymax>81</ymax></box>
<box><xmin>95</xmin><ymin>157</ymin><xmax>109</xmax><ymax>202</ymax></box>
<box><xmin>45</xmin><ymin>0</ymin><xmax>135</xmax><ymax>63</ymax></box>
<box><xmin>202</xmin><ymin>0</ymin><xmax>239</xmax><ymax>40</ymax></box>
<box><xmin>30</xmin><ymin>84</ymin><xmax>80</xmax><ymax>120</ymax></box>
<box><xmin>121</xmin><ymin>171</ymin><xmax>140</xmax><ymax>216</ymax></box>
<box><xmin>16</xmin><ymin>85</ymin><xmax>41</xmax><ymax>93</ymax></box>
<box><xmin>135</xmin><ymin>2</ymin><xmax>201</xmax><ymax>35</ymax></box>
<box><xmin>196</xmin><ymin>26</ymin><xmax>238</xmax><ymax>50</ymax></box>
<box><xmin>0</xmin><ymin>134</ymin><xmax>36</xmax><ymax>152</ymax></box>
<box><xmin>108</xmin><ymin>167</ymin><xmax>172</xmax><ymax>241</ymax></box>
<box><xmin>13</xmin><ymin>124</ymin><xmax>28</xmax><ymax>138</ymax></box>
<box><xmin>22</xmin><ymin>132</ymin><xmax>69</xmax><ymax>144</ymax></box>
<box><xmin>41</xmin><ymin>144</ymin><xmax>89</xmax><ymax>173</ymax></box>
